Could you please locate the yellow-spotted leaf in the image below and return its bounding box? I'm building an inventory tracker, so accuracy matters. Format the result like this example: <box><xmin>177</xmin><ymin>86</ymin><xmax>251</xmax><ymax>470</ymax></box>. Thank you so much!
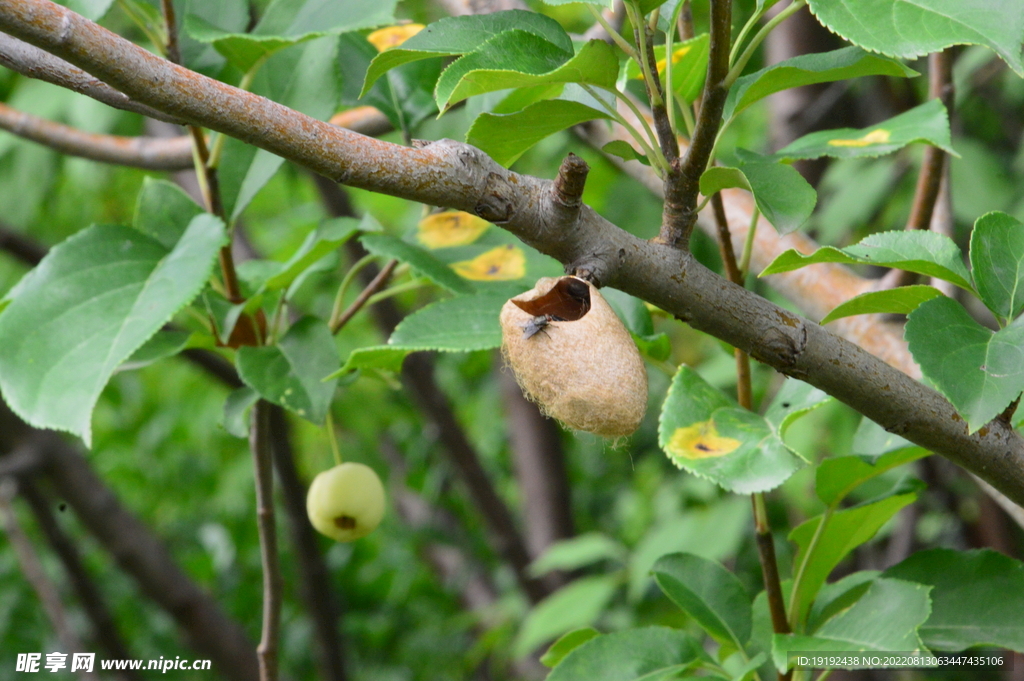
<box><xmin>417</xmin><ymin>211</ymin><xmax>490</xmax><ymax>248</ymax></box>
<box><xmin>776</xmin><ymin>100</ymin><xmax>954</xmax><ymax>160</ymax></box>
<box><xmin>452</xmin><ymin>245</ymin><xmax>526</xmax><ymax>281</ymax></box>
<box><xmin>367</xmin><ymin>24</ymin><xmax>424</xmax><ymax>51</ymax></box>
<box><xmin>658</xmin><ymin>366</ymin><xmax>807</xmax><ymax>493</ymax></box>
<box><xmin>666</xmin><ymin>422</ymin><xmax>741</xmax><ymax>460</ymax></box>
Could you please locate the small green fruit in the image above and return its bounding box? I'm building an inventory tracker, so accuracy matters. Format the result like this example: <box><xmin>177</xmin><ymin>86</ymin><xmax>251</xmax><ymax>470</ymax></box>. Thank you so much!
<box><xmin>306</xmin><ymin>463</ymin><xmax>386</xmax><ymax>542</ymax></box>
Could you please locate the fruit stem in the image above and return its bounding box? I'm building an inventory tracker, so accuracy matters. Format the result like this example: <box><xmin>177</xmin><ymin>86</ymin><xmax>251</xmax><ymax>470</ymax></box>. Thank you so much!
<box><xmin>326</xmin><ymin>411</ymin><xmax>343</xmax><ymax>467</ymax></box>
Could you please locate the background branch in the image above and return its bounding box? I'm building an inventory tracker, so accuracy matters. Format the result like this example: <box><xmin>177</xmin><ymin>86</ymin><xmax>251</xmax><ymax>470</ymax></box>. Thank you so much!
<box><xmin>0</xmin><ymin>100</ymin><xmax>193</xmax><ymax>169</ymax></box>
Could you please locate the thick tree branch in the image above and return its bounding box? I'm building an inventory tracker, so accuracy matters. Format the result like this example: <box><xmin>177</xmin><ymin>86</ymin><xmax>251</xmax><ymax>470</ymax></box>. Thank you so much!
<box><xmin>659</xmin><ymin>0</ymin><xmax>731</xmax><ymax>247</ymax></box>
<box><xmin>0</xmin><ymin>31</ymin><xmax>186</xmax><ymax>123</ymax></box>
<box><xmin>4</xmin><ymin>0</ymin><xmax>1024</xmax><ymax>507</ymax></box>
<box><xmin>0</xmin><ymin>100</ymin><xmax>194</xmax><ymax>169</ymax></box>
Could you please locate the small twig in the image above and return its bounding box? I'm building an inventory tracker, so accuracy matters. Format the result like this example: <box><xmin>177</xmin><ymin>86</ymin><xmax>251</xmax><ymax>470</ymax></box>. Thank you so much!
<box><xmin>726</xmin><ymin>0</ymin><xmax>807</xmax><ymax>88</ymax></box>
<box><xmin>250</xmin><ymin>401</ymin><xmax>282</xmax><ymax>681</ymax></box>
<box><xmin>659</xmin><ymin>0</ymin><xmax>732</xmax><ymax>248</ymax></box>
<box><xmin>753</xmin><ymin>494</ymin><xmax>793</xmax><ymax>681</ymax></box>
<box><xmin>267</xmin><ymin>406</ymin><xmax>348</xmax><ymax>681</ymax></box>
<box><xmin>713</xmin><ymin>192</ymin><xmax>787</xmax><ymax>681</ymax></box>
<box><xmin>880</xmin><ymin>48</ymin><xmax>955</xmax><ymax>291</ymax></box>
<box><xmin>636</xmin><ymin>16</ymin><xmax>679</xmax><ymax>162</ymax></box>
<box><xmin>0</xmin><ymin>101</ymin><xmax>193</xmax><ymax>170</ymax></box>
<box><xmin>329</xmin><ymin>258</ymin><xmax>398</xmax><ymax>334</ymax></box>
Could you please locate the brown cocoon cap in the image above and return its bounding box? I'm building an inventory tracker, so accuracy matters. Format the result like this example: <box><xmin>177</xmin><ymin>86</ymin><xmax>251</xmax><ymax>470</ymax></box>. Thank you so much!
<box><xmin>500</xmin><ymin>276</ymin><xmax>648</xmax><ymax>437</ymax></box>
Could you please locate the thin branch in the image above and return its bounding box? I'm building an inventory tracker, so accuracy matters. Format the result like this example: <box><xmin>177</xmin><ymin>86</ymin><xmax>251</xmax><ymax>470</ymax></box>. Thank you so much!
<box><xmin>6</xmin><ymin>0</ymin><xmax>1024</xmax><ymax>509</ymax></box>
<box><xmin>659</xmin><ymin>0</ymin><xmax>731</xmax><ymax>247</ymax></box>
<box><xmin>880</xmin><ymin>48</ymin><xmax>956</xmax><ymax>291</ymax></box>
<box><xmin>0</xmin><ymin>101</ymin><xmax>193</xmax><ymax>169</ymax></box>
<box><xmin>0</xmin><ymin>31</ymin><xmax>185</xmax><ymax>124</ymax></box>
<box><xmin>9</xmin><ymin>426</ymin><xmax>261</xmax><ymax>681</ymax></box>
<box><xmin>250</xmin><ymin>400</ymin><xmax>282</xmax><ymax>681</ymax></box>
<box><xmin>329</xmin><ymin>258</ymin><xmax>398</xmax><ymax>334</ymax></box>
<box><xmin>267</xmin><ymin>406</ymin><xmax>347</xmax><ymax>681</ymax></box>
<box><xmin>636</xmin><ymin>16</ymin><xmax>679</xmax><ymax>162</ymax></box>
<box><xmin>18</xmin><ymin>478</ymin><xmax>141</xmax><ymax>681</ymax></box>
<box><xmin>0</xmin><ymin>478</ymin><xmax>97</xmax><ymax>681</ymax></box>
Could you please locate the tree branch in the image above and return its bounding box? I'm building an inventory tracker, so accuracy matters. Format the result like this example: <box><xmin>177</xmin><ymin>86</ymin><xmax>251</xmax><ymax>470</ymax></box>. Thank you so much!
<box><xmin>659</xmin><ymin>0</ymin><xmax>731</xmax><ymax>247</ymax></box>
<box><xmin>0</xmin><ymin>100</ymin><xmax>194</xmax><ymax>169</ymax></box>
<box><xmin>0</xmin><ymin>478</ymin><xmax>97</xmax><ymax>680</ymax></box>
<box><xmin>0</xmin><ymin>30</ymin><xmax>186</xmax><ymax>124</ymax></box>
<box><xmin>4</xmin><ymin>0</ymin><xmax>1024</xmax><ymax>507</ymax></box>
<box><xmin>250</xmin><ymin>400</ymin><xmax>282</xmax><ymax>681</ymax></box>
<box><xmin>1</xmin><ymin>424</ymin><xmax>261</xmax><ymax>681</ymax></box>
<box><xmin>18</xmin><ymin>478</ymin><xmax>140</xmax><ymax>681</ymax></box>
<box><xmin>267</xmin><ymin>405</ymin><xmax>348</xmax><ymax>681</ymax></box>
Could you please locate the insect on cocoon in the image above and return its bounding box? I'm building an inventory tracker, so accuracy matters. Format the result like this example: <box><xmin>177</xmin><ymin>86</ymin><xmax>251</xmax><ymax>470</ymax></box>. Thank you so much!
<box><xmin>500</xmin><ymin>276</ymin><xmax>648</xmax><ymax>437</ymax></box>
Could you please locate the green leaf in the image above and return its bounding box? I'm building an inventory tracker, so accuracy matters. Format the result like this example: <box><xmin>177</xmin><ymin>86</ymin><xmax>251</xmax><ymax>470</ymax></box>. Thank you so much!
<box><xmin>601</xmin><ymin>140</ymin><xmax>651</xmax><ymax>166</ymax></box>
<box><xmin>653</xmin><ymin>553</ymin><xmax>752</xmax><ymax>650</ymax></box>
<box><xmin>236</xmin><ymin>317</ymin><xmax>339</xmax><ymax>424</ymax></box>
<box><xmin>389</xmin><ymin>293</ymin><xmax>507</xmax><ymax>351</ymax></box>
<box><xmin>360</xmin><ymin>234</ymin><xmax>475</xmax><ymax>294</ymax></box>
<box><xmin>514</xmin><ymin>575</ymin><xmax>619</xmax><ymax>658</ymax></box>
<box><xmin>468</xmin><ymin>99</ymin><xmax>610</xmax><ymax>167</ymax></box>
<box><xmin>133</xmin><ymin>178</ymin><xmax>204</xmax><ymax>249</ymax></box>
<box><xmin>119</xmin><ymin>330</ymin><xmax>194</xmax><ymax>371</ymax></box>
<box><xmin>535</xmin><ymin>0</ymin><xmax>611</xmax><ymax>5</ymax></box>
<box><xmin>61</xmin><ymin>0</ymin><xmax>115</xmax><ymax>20</ymax></box>
<box><xmin>546</xmin><ymin>627</ymin><xmax>705</xmax><ymax>681</ymax></box>
<box><xmin>723</xmin><ymin>47</ymin><xmax>917</xmax><ymax>122</ymax></box>
<box><xmin>815</xmin><ymin>448</ymin><xmax>930</xmax><ymax>508</ymax></box>
<box><xmin>264</xmin><ymin>218</ymin><xmax>361</xmax><ymax>291</ymax></box>
<box><xmin>777</xmin><ymin>100</ymin><xmax>954</xmax><ymax>161</ymax></box>
<box><xmin>851</xmin><ymin>416</ymin><xmax>921</xmax><ymax>459</ymax></box>
<box><xmin>970</xmin><ymin>211</ymin><xmax>1024</xmax><ymax>319</ymax></box>
<box><xmin>541</xmin><ymin>628</ymin><xmax>601</xmax><ymax>669</ymax></box>
<box><xmin>623</xmin><ymin>34</ymin><xmax>710</xmax><ymax>103</ymax></box>
<box><xmin>819</xmin><ymin>285</ymin><xmax>944</xmax><ymax>324</ymax></box>
<box><xmin>658</xmin><ymin>366</ymin><xmax>807</xmax><ymax>493</ymax></box>
<box><xmin>807</xmin><ymin>0</ymin><xmax>1024</xmax><ymax>76</ymax></box>
<box><xmin>761</xmin><ymin>231</ymin><xmax>973</xmax><ymax>290</ymax></box>
<box><xmin>806</xmin><ymin>570</ymin><xmax>879</xmax><ymax>633</ymax></box>
<box><xmin>332</xmin><ymin>346</ymin><xmax>410</xmax><ymax>379</ymax></box>
<box><xmin>788</xmin><ymin>492</ymin><xmax>917</xmax><ymax>626</ymax></box>
<box><xmin>700</xmin><ymin>163</ymin><xmax>816</xmax><ymax>235</ymax></box>
<box><xmin>905</xmin><ymin>296</ymin><xmax>1024</xmax><ymax>432</ymax></box>
<box><xmin>437</xmin><ymin>37</ymin><xmax>618</xmax><ymax>111</ymax></box>
<box><xmin>361</xmin><ymin>11</ymin><xmax>572</xmax><ymax>95</ymax></box>
<box><xmin>223</xmin><ymin>386</ymin><xmax>259</xmax><ymax>438</ymax></box>
<box><xmin>186</xmin><ymin>0</ymin><xmax>396</xmax><ymax>71</ymax></box>
<box><xmin>884</xmin><ymin>548</ymin><xmax>1024</xmax><ymax>652</ymax></box>
<box><xmin>773</xmin><ymin>578</ymin><xmax>931</xmax><ymax>671</ymax></box>
<box><xmin>763</xmin><ymin>378</ymin><xmax>832</xmax><ymax>439</ymax></box>
<box><xmin>529</xmin><ymin>533</ymin><xmax>627</xmax><ymax>577</ymax></box>
<box><xmin>0</xmin><ymin>218</ymin><xmax>226</xmax><ymax>446</ymax></box>
<box><xmin>628</xmin><ymin>497</ymin><xmax>749</xmax><ymax>600</ymax></box>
